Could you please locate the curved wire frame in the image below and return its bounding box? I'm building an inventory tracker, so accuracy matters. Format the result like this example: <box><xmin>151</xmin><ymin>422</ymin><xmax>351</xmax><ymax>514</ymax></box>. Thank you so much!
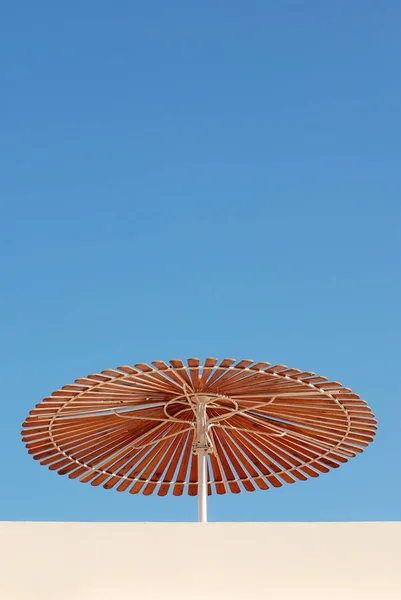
<box><xmin>22</xmin><ymin>358</ymin><xmax>377</xmax><ymax>496</ymax></box>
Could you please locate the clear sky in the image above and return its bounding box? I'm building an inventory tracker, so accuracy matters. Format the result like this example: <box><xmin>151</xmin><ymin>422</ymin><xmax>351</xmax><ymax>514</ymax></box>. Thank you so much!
<box><xmin>1</xmin><ymin>1</ymin><xmax>400</xmax><ymax>523</ymax></box>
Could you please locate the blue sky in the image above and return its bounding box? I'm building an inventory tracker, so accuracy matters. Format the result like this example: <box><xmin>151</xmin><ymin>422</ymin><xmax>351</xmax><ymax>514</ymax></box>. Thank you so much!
<box><xmin>1</xmin><ymin>1</ymin><xmax>400</xmax><ymax>522</ymax></box>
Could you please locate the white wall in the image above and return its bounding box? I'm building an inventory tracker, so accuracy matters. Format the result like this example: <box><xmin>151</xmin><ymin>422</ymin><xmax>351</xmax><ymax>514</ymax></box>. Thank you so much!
<box><xmin>1</xmin><ymin>521</ymin><xmax>400</xmax><ymax>599</ymax></box>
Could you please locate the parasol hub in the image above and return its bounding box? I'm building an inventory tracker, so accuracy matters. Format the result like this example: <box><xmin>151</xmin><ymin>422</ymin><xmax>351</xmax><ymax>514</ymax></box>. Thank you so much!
<box><xmin>192</xmin><ymin>395</ymin><xmax>213</xmax><ymax>456</ymax></box>
<box><xmin>192</xmin><ymin>444</ymin><xmax>213</xmax><ymax>455</ymax></box>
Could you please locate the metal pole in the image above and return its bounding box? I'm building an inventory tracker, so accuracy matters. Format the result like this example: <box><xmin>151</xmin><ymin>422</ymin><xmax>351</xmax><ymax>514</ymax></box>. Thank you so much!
<box><xmin>198</xmin><ymin>452</ymin><xmax>207</xmax><ymax>523</ymax></box>
<box><xmin>194</xmin><ymin>397</ymin><xmax>208</xmax><ymax>523</ymax></box>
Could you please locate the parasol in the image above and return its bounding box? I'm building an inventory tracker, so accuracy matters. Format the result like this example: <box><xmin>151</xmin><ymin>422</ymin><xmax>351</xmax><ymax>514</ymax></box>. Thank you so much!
<box><xmin>22</xmin><ymin>358</ymin><xmax>377</xmax><ymax>522</ymax></box>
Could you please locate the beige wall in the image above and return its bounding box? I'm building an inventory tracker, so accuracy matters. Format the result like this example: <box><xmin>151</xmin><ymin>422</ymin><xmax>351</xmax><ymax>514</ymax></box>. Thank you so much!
<box><xmin>1</xmin><ymin>521</ymin><xmax>400</xmax><ymax>599</ymax></box>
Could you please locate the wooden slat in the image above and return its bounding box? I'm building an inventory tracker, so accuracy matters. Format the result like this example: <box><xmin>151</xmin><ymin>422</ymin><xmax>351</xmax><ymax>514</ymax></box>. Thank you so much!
<box><xmin>172</xmin><ymin>429</ymin><xmax>193</xmax><ymax>496</ymax></box>
<box><xmin>187</xmin><ymin>358</ymin><xmax>200</xmax><ymax>391</ymax></box>
<box><xmin>169</xmin><ymin>359</ymin><xmax>193</xmax><ymax>388</ymax></box>
<box><xmin>220</xmin><ymin>429</ymin><xmax>269</xmax><ymax>490</ymax></box>
<box><xmin>229</xmin><ymin>429</ymin><xmax>289</xmax><ymax>486</ymax></box>
<box><xmin>250</xmin><ymin>362</ymin><xmax>271</xmax><ymax>371</ymax></box>
<box><xmin>240</xmin><ymin>428</ymin><xmax>309</xmax><ymax>482</ymax></box>
<box><xmin>203</xmin><ymin>358</ymin><xmax>236</xmax><ymax>388</ymax></box>
<box><xmin>233</xmin><ymin>411</ymin><xmax>370</xmax><ymax>451</ymax></box>
<box><xmin>151</xmin><ymin>360</ymin><xmax>189</xmax><ymax>389</ymax></box>
<box><xmin>111</xmin><ymin>426</ymin><xmax>178</xmax><ymax>491</ymax></box>
<box><xmin>212</xmin><ymin>433</ymin><xmax>241</xmax><ymax>493</ymax></box>
<box><xmin>143</xmin><ymin>430</ymin><xmax>187</xmax><ymax>495</ymax></box>
<box><xmin>129</xmin><ymin>426</ymin><xmax>183</xmax><ymax>494</ymax></box>
<box><xmin>212</xmin><ymin>369</ymin><xmax>270</xmax><ymax>394</ymax></box>
<box><xmin>198</xmin><ymin>357</ymin><xmax>218</xmax><ymax>390</ymax></box>
<box><xmin>101</xmin><ymin>370</ymin><xmax>125</xmax><ymax>378</ymax></box>
<box><xmin>213</xmin><ymin>428</ymin><xmax>255</xmax><ymax>492</ymax></box>
<box><xmin>116</xmin><ymin>365</ymin><xmax>140</xmax><ymax>375</ymax></box>
<box><xmin>278</xmin><ymin>368</ymin><xmax>303</xmax><ymax>377</ymax></box>
<box><xmin>264</xmin><ymin>365</ymin><xmax>288</xmax><ymax>373</ymax></box>
<box><xmin>207</xmin><ymin>435</ymin><xmax>228</xmax><ymax>495</ymax></box>
<box><xmin>158</xmin><ymin>430</ymin><xmax>191</xmax><ymax>496</ymax></box>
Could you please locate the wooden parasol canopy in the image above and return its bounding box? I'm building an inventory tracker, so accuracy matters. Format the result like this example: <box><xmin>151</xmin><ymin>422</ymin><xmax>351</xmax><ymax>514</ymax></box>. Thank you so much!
<box><xmin>22</xmin><ymin>358</ymin><xmax>377</xmax><ymax>521</ymax></box>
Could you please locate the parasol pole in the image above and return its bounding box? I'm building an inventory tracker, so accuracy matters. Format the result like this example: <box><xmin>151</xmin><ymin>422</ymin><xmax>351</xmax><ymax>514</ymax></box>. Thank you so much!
<box><xmin>198</xmin><ymin>450</ymin><xmax>207</xmax><ymax>523</ymax></box>
<box><xmin>194</xmin><ymin>396</ymin><xmax>209</xmax><ymax>523</ymax></box>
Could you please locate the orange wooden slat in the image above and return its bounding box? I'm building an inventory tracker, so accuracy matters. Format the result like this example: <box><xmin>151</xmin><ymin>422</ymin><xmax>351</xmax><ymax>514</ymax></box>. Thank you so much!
<box><xmin>198</xmin><ymin>357</ymin><xmax>218</xmax><ymax>390</ymax></box>
<box><xmin>158</xmin><ymin>430</ymin><xmax>191</xmax><ymax>496</ymax></box>
<box><xmin>187</xmin><ymin>358</ymin><xmax>200</xmax><ymax>391</ymax></box>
